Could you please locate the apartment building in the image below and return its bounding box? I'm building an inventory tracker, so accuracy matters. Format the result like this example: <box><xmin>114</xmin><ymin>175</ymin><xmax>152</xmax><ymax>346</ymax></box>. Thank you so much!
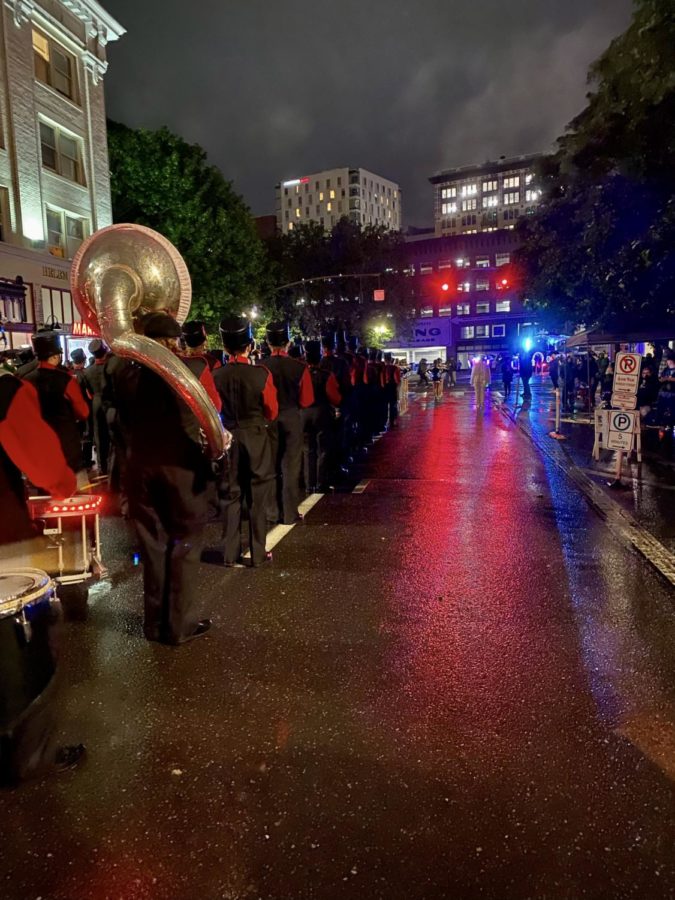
<box><xmin>0</xmin><ymin>0</ymin><xmax>124</xmax><ymax>354</ymax></box>
<box><xmin>429</xmin><ymin>154</ymin><xmax>543</xmax><ymax>237</ymax></box>
<box><xmin>275</xmin><ymin>166</ymin><xmax>401</xmax><ymax>234</ymax></box>
<box><xmin>387</xmin><ymin>230</ymin><xmax>537</xmax><ymax>368</ymax></box>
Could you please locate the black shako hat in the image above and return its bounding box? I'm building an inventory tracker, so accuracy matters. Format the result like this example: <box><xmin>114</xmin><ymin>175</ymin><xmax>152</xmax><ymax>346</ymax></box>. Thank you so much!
<box><xmin>88</xmin><ymin>339</ymin><xmax>107</xmax><ymax>358</ymax></box>
<box><xmin>321</xmin><ymin>331</ymin><xmax>336</xmax><ymax>350</ymax></box>
<box><xmin>143</xmin><ymin>313</ymin><xmax>182</xmax><ymax>339</ymax></box>
<box><xmin>266</xmin><ymin>321</ymin><xmax>291</xmax><ymax>346</ymax></box>
<box><xmin>219</xmin><ymin>316</ymin><xmax>253</xmax><ymax>351</ymax></box>
<box><xmin>183</xmin><ymin>320</ymin><xmax>207</xmax><ymax>349</ymax></box>
<box><xmin>70</xmin><ymin>348</ymin><xmax>86</xmax><ymax>364</ymax></box>
<box><xmin>32</xmin><ymin>329</ymin><xmax>63</xmax><ymax>360</ymax></box>
<box><xmin>305</xmin><ymin>340</ymin><xmax>322</xmax><ymax>366</ymax></box>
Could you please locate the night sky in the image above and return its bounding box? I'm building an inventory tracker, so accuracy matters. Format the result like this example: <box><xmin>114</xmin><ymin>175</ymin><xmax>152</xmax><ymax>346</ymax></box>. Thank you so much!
<box><xmin>102</xmin><ymin>0</ymin><xmax>633</xmax><ymax>226</ymax></box>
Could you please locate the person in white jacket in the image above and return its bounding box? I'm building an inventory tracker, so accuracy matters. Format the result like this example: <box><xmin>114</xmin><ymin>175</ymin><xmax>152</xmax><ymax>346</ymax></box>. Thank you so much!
<box><xmin>470</xmin><ymin>356</ymin><xmax>491</xmax><ymax>408</ymax></box>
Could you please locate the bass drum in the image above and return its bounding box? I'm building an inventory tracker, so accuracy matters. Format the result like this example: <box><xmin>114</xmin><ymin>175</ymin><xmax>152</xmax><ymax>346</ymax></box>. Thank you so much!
<box><xmin>0</xmin><ymin>568</ymin><xmax>59</xmax><ymax>732</ymax></box>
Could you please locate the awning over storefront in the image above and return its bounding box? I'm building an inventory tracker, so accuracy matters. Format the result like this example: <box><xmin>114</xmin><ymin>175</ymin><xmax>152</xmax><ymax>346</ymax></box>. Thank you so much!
<box><xmin>565</xmin><ymin>328</ymin><xmax>675</xmax><ymax>349</ymax></box>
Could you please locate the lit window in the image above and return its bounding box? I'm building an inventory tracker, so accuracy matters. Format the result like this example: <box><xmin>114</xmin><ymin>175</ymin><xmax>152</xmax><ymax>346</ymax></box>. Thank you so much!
<box><xmin>439</xmin><ymin>306</ymin><xmax>453</xmax><ymax>316</ymax></box>
<box><xmin>442</xmin><ymin>202</ymin><xmax>457</xmax><ymax>215</ymax></box>
<box><xmin>504</xmin><ymin>191</ymin><xmax>519</xmax><ymax>205</ymax></box>
<box><xmin>492</xmin><ymin>324</ymin><xmax>506</xmax><ymax>337</ymax></box>
<box><xmin>327</xmin><ymin>202</ymin><xmax>332</xmax><ymax>212</ymax></box>
<box><xmin>438</xmin><ymin>259</ymin><xmax>453</xmax><ymax>270</ymax></box>
<box><xmin>461</xmin><ymin>184</ymin><xmax>478</xmax><ymax>197</ymax></box>
<box><xmin>525</xmin><ymin>173</ymin><xmax>534</xmax><ymax>185</ymax></box>
<box><xmin>482</xmin><ymin>180</ymin><xmax>498</xmax><ymax>192</ymax></box>
<box><xmin>475</xmin><ymin>325</ymin><xmax>489</xmax><ymax>337</ymax></box>
<box><xmin>456</xmin><ymin>258</ymin><xmax>468</xmax><ymax>267</ymax></box>
<box><xmin>476</xmin><ymin>301</ymin><xmax>490</xmax><ymax>313</ymax></box>
<box><xmin>419</xmin><ymin>307</ymin><xmax>433</xmax><ymax>317</ymax></box>
<box><xmin>319</xmin><ymin>192</ymin><xmax>324</xmax><ymax>201</ymax></box>
<box><xmin>456</xmin><ymin>304</ymin><xmax>470</xmax><ymax>315</ymax></box>
<box><xmin>420</xmin><ymin>265</ymin><xmax>433</xmax><ymax>274</ymax></box>
<box><xmin>504</xmin><ymin>176</ymin><xmax>520</xmax><ymax>189</ymax></box>
<box><xmin>288</xmin><ymin>222</ymin><xmax>294</xmax><ymax>231</ymax></box>
<box><xmin>458</xmin><ymin>282</ymin><xmax>471</xmax><ymax>293</ymax></box>
<box><xmin>46</xmin><ymin>207</ymin><xmax>89</xmax><ymax>258</ymax></box>
<box><xmin>495</xmin><ymin>253</ymin><xmax>510</xmax><ymax>266</ymax></box>
<box><xmin>461</xmin><ymin>198</ymin><xmax>477</xmax><ymax>211</ymax></box>
<box><xmin>460</xmin><ymin>326</ymin><xmax>474</xmax><ymax>339</ymax></box>
<box><xmin>330</xmin><ymin>189</ymin><xmax>336</xmax><ymax>199</ymax></box>
<box><xmin>33</xmin><ymin>29</ymin><xmax>76</xmax><ymax>101</ymax></box>
<box><xmin>525</xmin><ymin>189</ymin><xmax>541</xmax><ymax>202</ymax></box>
<box><xmin>441</xmin><ymin>187</ymin><xmax>457</xmax><ymax>199</ymax></box>
<box><xmin>496</xmin><ymin>300</ymin><xmax>511</xmax><ymax>312</ymax></box>
<box><xmin>482</xmin><ymin>196</ymin><xmax>498</xmax><ymax>209</ymax></box>
<box><xmin>476</xmin><ymin>282</ymin><xmax>490</xmax><ymax>295</ymax></box>
<box><xmin>295</xmin><ymin>208</ymin><xmax>301</xmax><ymax>218</ymax></box>
<box><xmin>476</xmin><ymin>257</ymin><xmax>490</xmax><ymax>268</ymax></box>
<box><xmin>39</xmin><ymin>122</ymin><xmax>85</xmax><ymax>184</ymax></box>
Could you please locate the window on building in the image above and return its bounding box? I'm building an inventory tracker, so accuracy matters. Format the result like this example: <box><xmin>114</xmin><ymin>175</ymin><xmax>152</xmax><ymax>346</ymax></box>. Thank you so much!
<box><xmin>482</xmin><ymin>196</ymin><xmax>498</xmax><ymax>208</ymax></box>
<box><xmin>460</xmin><ymin>326</ymin><xmax>475</xmax><ymax>339</ymax></box>
<box><xmin>420</xmin><ymin>265</ymin><xmax>433</xmax><ymax>275</ymax></box>
<box><xmin>438</xmin><ymin>259</ymin><xmax>453</xmax><ymax>270</ymax></box>
<box><xmin>476</xmin><ymin>281</ymin><xmax>490</xmax><ymax>294</ymax></box>
<box><xmin>504</xmin><ymin>176</ymin><xmax>520</xmax><ymax>189</ymax></box>
<box><xmin>288</xmin><ymin>222</ymin><xmax>294</xmax><ymax>231</ymax></box>
<box><xmin>525</xmin><ymin>173</ymin><xmax>534</xmax><ymax>185</ymax></box>
<box><xmin>492</xmin><ymin>324</ymin><xmax>506</xmax><ymax>337</ymax></box>
<box><xmin>442</xmin><ymin>202</ymin><xmax>457</xmax><ymax>215</ymax></box>
<box><xmin>327</xmin><ymin>202</ymin><xmax>332</xmax><ymax>212</ymax></box>
<box><xmin>419</xmin><ymin>306</ymin><xmax>433</xmax><ymax>317</ymax></box>
<box><xmin>504</xmin><ymin>191</ymin><xmax>519</xmax><ymax>206</ymax></box>
<box><xmin>41</xmin><ymin>286</ymin><xmax>74</xmax><ymax>325</ymax></box>
<box><xmin>439</xmin><ymin>305</ymin><xmax>453</xmax><ymax>316</ymax></box>
<box><xmin>33</xmin><ymin>29</ymin><xmax>77</xmax><ymax>102</ymax></box>
<box><xmin>456</xmin><ymin>303</ymin><xmax>470</xmax><ymax>315</ymax></box>
<box><xmin>40</xmin><ymin>122</ymin><xmax>84</xmax><ymax>184</ymax></box>
<box><xmin>284</xmin><ymin>188</ymin><xmax>288</xmax><ymax>196</ymax></box>
<box><xmin>329</xmin><ymin>189</ymin><xmax>336</xmax><ymax>199</ymax></box>
<box><xmin>482</xmin><ymin>180</ymin><xmax>498</xmax><ymax>192</ymax></box>
<box><xmin>495</xmin><ymin>253</ymin><xmax>510</xmax><ymax>266</ymax></box>
<box><xmin>476</xmin><ymin>257</ymin><xmax>490</xmax><ymax>268</ymax></box>
<box><xmin>461</xmin><ymin>184</ymin><xmax>478</xmax><ymax>197</ymax></box>
<box><xmin>45</xmin><ymin>207</ymin><xmax>89</xmax><ymax>258</ymax></box>
<box><xmin>461</xmin><ymin>198</ymin><xmax>477</xmax><ymax>211</ymax></box>
<box><xmin>295</xmin><ymin>208</ymin><xmax>301</xmax><ymax>218</ymax></box>
<box><xmin>326</xmin><ymin>179</ymin><xmax>331</xmax><ymax>188</ymax></box>
<box><xmin>305</xmin><ymin>207</ymin><xmax>309</xmax><ymax>216</ymax></box>
<box><xmin>458</xmin><ymin>281</ymin><xmax>471</xmax><ymax>293</ymax></box>
<box><xmin>496</xmin><ymin>300</ymin><xmax>511</xmax><ymax>312</ymax></box>
<box><xmin>476</xmin><ymin>301</ymin><xmax>490</xmax><ymax>313</ymax></box>
<box><xmin>475</xmin><ymin>325</ymin><xmax>489</xmax><ymax>337</ymax></box>
<box><xmin>503</xmin><ymin>209</ymin><xmax>519</xmax><ymax>220</ymax></box>
<box><xmin>319</xmin><ymin>192</ymin><xmax>324</xmax><ymax>201</ymax></box>
<box><xmin>525</xmin><ymin>189</ymin><xmax>540</xmax><ymax>202</ymax></box>
<box><xmin>337</xmin><ymin>177</ymin><xmax>342</xmax><ymax>186</ymax></box>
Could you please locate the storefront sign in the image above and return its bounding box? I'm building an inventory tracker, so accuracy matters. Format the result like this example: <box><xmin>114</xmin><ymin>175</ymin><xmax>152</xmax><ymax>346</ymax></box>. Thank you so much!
<box><xmin>72</xmin><ymin>321</ymin><xmax>99</xmax><ymax>337</ymax></box>
<box><xmin>42</xmin><ymin>265</ymin><xmax>68</xmax><ymax>282</ymax></box>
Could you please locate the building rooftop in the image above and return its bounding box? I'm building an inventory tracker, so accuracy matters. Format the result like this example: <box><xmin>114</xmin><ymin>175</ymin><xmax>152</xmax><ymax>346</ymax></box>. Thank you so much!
<box><xmin>429</xmin><ymin>153</ymin><xmax>543</xmax><ymax>185</ymax></box>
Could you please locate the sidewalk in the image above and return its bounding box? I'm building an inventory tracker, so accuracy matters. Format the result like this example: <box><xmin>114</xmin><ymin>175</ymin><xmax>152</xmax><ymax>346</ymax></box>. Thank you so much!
<box><xmin>496</xmin><ymin>376</ymin><xmax>675</xmax><ymax>556</ymax></box>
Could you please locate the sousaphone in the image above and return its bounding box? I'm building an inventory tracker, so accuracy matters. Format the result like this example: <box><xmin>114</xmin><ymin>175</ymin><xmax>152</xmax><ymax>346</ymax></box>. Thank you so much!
<box><xmin>70</xmin><ymin>223</ymin><xmax>229</xmax><ymax>458</ymax></box>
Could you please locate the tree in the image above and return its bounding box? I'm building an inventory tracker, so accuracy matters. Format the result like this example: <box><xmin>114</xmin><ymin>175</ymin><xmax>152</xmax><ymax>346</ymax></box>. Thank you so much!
<box><xmin>265</xmin><ymin>217</ymin><xmax>414</xmax><ymax>340</ymax></box>
<box><xmin>517</xmin><ymin>0</ymin><xmax>675</xmax><ymax>332</ymax></box>
<box><xmin>107</xmin><ymin>121</ymin><xmax>270</xmax><ymax>332</ymax></box>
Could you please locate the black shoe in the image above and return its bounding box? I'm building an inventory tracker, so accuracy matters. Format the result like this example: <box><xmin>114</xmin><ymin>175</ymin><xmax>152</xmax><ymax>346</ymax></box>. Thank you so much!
<box><xmin>54</xmin><ymin>744</ymin><xmax>86</xmax><ymax>773</ymax></box>
<box><xmin>250</xmin><ymin>551</ymin><xmax>273</xmax><ymax>568</ymax></box>
<box><xmin>175</xmin><ymin>619</ymin><xmax>212</xmax><ymax>644</ymax></box>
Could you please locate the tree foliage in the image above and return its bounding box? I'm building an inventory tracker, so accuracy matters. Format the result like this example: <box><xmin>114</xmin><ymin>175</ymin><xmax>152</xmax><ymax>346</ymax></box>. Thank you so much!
<box><xmin>517</xmin><ymin>0</ymin><xmax>675</xmax><ymax>332</ymax></box>
<box><xmin>264</xmin><ymin>217</ymin><xmax>414</xmax><ymax>339</ymax></box>
<box><xmin>107</xmin><ymin>121</ymin><xmax>270</xmax><ymax>331</ymax></box>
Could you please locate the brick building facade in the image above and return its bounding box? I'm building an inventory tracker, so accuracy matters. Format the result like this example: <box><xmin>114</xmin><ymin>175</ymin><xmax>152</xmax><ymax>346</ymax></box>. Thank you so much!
<box><xmin>0</xmin><ymin>0</ymin><xmax>124</xmax><ymax>354</ymax></box>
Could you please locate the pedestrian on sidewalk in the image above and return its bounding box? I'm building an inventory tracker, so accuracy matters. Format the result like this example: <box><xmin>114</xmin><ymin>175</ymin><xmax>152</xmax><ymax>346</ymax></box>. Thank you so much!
<box><xmin>518</xmin><ymin>352</ymin><xmax>533</xmax><ymax>400</ymax></box>
<box><xmin>430</xmin><ymin>359</ymin><xmax>443</xmax><ymax>400</ymax></box>
<box><xmin>470</xmin><ymin>356</ymin><xmax>491</xmax><ymax>408</ymax></box>
<box><xmin>501</xmin><ymin>355</ymin><xmax>514</xmax><ymax>400</ymax></box>
<box><xmin>417</xmin><ymin>358</ymin><xmax>430</xmax><ymax>387</ymax></box>
<box><xmin>656</xmin><ymin>351</ymin><xmax>675</xmax><ymax>426</ymax></box>
<box><xmin>549</xmin><ymin>353</ymin><xmax>559</xmax><ymax>390</ymax></box>
<box><xmin>444</xmin><ymin>355</ymin><xmax>457</xmax><ymax>388</ymax></box>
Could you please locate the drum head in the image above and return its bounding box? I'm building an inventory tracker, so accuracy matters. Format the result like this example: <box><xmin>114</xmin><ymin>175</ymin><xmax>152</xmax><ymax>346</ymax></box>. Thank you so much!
<box><xmin>0</xmin><ymin>568</ymin><xmax>52</xmax><ymax>615</ymax></box>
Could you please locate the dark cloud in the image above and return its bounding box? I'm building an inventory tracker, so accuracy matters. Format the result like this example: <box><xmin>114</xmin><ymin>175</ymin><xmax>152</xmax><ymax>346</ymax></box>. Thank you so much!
<box><xmin>103</xmin><ymin>0</ymin><xmax>633</xmax><ymax>225</ymax></box>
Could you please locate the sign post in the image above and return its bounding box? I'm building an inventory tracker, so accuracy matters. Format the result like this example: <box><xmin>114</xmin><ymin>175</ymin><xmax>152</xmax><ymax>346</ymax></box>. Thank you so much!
<box><xmin>605</xmin><ymin>352</ymin><xmax>642</xmax><ymax>487</ymax></box>
<box><xmin>549</xmin><ymin>388</ymin><xmax>566</xmax><ymax>441</ymax></box>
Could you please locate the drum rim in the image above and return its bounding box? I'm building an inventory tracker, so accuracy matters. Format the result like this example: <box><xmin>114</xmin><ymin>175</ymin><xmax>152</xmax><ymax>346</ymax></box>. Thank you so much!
<box><xmin>0</xmin><ymin>567</ymin><xmax>55</xmax><ymax>614</ymax></box>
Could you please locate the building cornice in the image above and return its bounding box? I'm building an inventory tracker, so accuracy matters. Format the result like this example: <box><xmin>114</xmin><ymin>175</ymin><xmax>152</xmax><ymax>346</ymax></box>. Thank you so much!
<box><xmin>429</xmin><ymin>154</ymin><xmax>543</xmax><ymax>185</ymax></box>
<box><xmin>4</xmin><ymin>0</ymin><xmax>125</xmax><ymax>45</ymax></box>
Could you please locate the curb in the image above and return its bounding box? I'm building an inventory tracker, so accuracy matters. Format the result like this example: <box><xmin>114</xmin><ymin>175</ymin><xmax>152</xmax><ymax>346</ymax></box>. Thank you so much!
<box><xmin>494</xmin><ymin>396</ymin><xmax>675</xmax><ymax>590</ymax></box>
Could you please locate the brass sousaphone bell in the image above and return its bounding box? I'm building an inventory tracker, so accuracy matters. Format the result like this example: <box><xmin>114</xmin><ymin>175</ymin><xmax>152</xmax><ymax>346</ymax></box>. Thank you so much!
<box><xmin>70</xmin><ymin>223</ymin><xmax>229</xmax><ymax>458</ymax></box>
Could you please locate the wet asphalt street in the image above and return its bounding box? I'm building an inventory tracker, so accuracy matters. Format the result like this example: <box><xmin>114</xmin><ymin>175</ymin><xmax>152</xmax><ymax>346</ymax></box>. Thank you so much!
<box><xmin>2</xmin><ymin>389</ymin><xmax>675</xmax><ymax>900</ymax></box>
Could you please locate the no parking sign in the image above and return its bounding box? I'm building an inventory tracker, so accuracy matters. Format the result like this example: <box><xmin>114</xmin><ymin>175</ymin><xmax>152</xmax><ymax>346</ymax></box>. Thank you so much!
<box><xmin>612</xmin><ymin>352</ymin><xmax>642</xmax><ymax>395</ymax></box>
<box><xmin>607</xmin><ymin>410</ymin><xmax>638</xmax><ymax>452</ymax></box>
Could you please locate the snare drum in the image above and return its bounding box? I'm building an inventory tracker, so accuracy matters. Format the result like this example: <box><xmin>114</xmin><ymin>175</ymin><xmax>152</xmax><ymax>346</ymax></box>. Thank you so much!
<box><xmin>0</xmin><ymin>568</ymin><xmax>59</xmax><ymax>731</ymax></box>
